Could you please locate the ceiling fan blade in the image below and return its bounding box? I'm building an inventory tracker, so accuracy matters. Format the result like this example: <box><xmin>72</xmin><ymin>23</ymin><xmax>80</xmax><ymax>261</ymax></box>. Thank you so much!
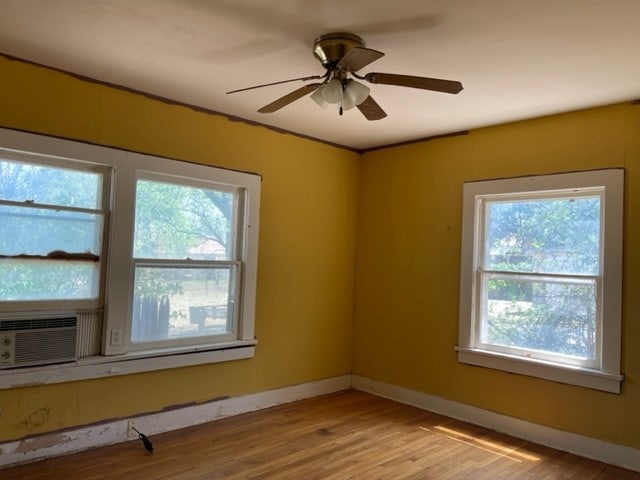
<box><xmin>357</xmin><ymin>96</ymin><xmax>387</xmax><ymax>121</ymax></box>
<box><xmin>337</xmin><ymin>47</ymin><xmax>384</xmax><ymax>72</ymax></box>
<box><xmin>258</xmin><ymin>83</ymin><xmax>321</xmax><ymax>113</ymax></box>
<box><xmin>363</xmin><ymin>72</ymin><xmax>463</xmax><ymax>94</ymax></box>
<box><xmin>227</xmin><ymin>74</ymin><xmax>325</xmax><ymax>94</ymax></box>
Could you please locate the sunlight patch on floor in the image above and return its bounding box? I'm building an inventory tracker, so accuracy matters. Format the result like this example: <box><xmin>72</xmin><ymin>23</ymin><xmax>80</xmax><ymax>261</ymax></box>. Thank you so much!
<box><xmin>417</xmin><ymin>425</ymin><xmax>541</xmax><ymax>463</ymax></box>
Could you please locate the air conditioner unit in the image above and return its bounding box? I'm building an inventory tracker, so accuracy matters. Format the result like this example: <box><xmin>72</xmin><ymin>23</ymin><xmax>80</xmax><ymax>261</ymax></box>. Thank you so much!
<box><xmin>0</xmin><ymin>312</ymin><xmax>77</xmax><ymax>369</ymax></box>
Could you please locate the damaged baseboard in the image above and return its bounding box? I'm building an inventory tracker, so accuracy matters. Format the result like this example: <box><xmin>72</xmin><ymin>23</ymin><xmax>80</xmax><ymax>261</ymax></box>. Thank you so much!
<box><xmin>0</xmin><ymin>375</ymin><xmax>351</xmax><ymax>468</ymax></box>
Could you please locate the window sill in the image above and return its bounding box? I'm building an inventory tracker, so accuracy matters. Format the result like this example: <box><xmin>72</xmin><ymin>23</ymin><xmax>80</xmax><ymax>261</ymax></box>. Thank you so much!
<box><xmin>0</xmin><ymin>340</ymin><xmax>257</xmax><ymax>389</ymax></box>
<box><xmin>455</xmin><ymin>346</ymin><xmax>623</xmax><ymax>393</ymax></box>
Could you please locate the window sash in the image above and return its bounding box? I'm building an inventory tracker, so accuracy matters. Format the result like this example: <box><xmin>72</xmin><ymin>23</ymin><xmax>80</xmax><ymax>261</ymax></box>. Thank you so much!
<box><xmin>134</xmin><ymin>171</ymin><xmax>244</xmax><ymax>262</ymax></box>
<box><xmin>478</xmin><ymin>190</ymin><xmax>604</xmax><ymax>277</ymax></box>
<box><xmin>474</xmin><ymin>270</ymin><xmax>601</xmax><ymax>368</ymax></box>
<box><xmin>0</xmin><ymin>151</ymin><xmax>106</xmax><ymax>208</ymax></box>
<box><xmin>128</xmin><ymin>259</ymin><xmax>241</xmax><ymax>350</ymax></box>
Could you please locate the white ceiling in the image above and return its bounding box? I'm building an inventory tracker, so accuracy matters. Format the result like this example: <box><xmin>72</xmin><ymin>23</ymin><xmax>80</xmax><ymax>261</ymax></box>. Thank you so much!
<box><xmin>1</xmin><ymin>0</ymin><xmax>639</xmax><ymax>150</ymax></box>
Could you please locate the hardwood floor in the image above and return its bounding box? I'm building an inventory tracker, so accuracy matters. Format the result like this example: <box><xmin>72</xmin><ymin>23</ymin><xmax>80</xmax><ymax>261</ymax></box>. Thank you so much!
<box><xmin>2</xmin><ymin>389</ymin><xmax>638</xmax><ymax>479</ymax></box>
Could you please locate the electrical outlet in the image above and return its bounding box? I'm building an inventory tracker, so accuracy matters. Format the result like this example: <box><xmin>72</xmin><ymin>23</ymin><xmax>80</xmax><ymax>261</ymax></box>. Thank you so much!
<box><xmin>110</xmin><ymin>329</ymin><xmax>122</xmax><ymax>347</ymax></box>
<box><xmin>127</xmin><ymin>420</ymin><xmax>137</xmax><ymax>439</ymax></box>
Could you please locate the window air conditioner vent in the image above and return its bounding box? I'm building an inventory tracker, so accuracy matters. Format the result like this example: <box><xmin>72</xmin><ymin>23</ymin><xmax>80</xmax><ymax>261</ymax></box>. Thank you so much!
<box><xmin>0</xmin><ymin>313</ymin><xmax>77</xmax><ymax>369</ymax></box>
<box><xmin>0</xmin><ymin>317</ymin><xmax>77</xmax><ymax>331</ymax></box>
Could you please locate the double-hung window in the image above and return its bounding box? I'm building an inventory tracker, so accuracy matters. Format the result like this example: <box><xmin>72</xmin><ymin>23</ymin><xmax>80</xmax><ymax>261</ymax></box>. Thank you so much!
<box><xmin>0</xmin><ymin>128</ymin><xmax>260</xmax><ymax>386</ymax></box>
<box><xmin>128</xmin><ymin>174</ymin><xmax>244</xmax><ymax>349</ymax></box>
<box><xmin>0</xmin><ymin>153</ymin><xmax>108</xmax><ymax>310</ymax></box>
<box><xmin>105</xmin><ymin>161</ymin><xmax>260</xmax><ymax>358</ymax></box>
<box><xmin>457</xmin><ymin>169</ymin><xmax>623</xmax><ymax>393</ymax></box>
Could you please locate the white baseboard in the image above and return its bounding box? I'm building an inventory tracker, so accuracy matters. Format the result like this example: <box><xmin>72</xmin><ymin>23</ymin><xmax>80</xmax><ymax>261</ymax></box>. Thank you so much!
<box><xmin>0</xmin><ymin>375</ymin><xmax>351</xmax><ymax>468</ymax></box>
<box><xmin>351</xmin><ymin>375</ymin><xmax>640</xmax><ymax>473</ymax></box>
<box><xmin>3</xmin><ymin>374</ymin><xmax>639</xmax><ymax>473</ymax></box>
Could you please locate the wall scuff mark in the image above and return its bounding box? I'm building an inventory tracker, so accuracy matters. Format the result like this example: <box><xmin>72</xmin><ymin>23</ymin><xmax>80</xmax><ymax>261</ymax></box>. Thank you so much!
<box><xmin>18</xmin><ymin>408</ymin><xmax>51</xmax><ymax>431</ymax></box>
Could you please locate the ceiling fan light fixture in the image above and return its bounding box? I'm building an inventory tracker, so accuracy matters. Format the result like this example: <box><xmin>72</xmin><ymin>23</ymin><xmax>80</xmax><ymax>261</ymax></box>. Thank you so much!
<box><xmin>342</xmin><ymin>79</ymin><xmax>369</xmax><ymax>111</ymax></box>
<box><xmin>344</xmin><ymin>79</ymin><xmax>370</xmax><ymax>106</ymax></box>
<box><xmin>310</xmin><ymin>87</ymin><xmax>328</xmax><ymax>108</ymax></box>
<box><xmin>320</xmin><ymin>78</ymin><xmax>343</xmax><ymax>104</ymax></box>
<box><xmin>341</xmin><ymin>94</ymin><xmax>357</xmax><ymax>111</ymax></box>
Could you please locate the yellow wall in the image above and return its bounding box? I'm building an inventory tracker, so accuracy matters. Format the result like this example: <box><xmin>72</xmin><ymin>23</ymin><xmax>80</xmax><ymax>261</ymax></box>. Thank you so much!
<box><xmin>354</xmin><ymin>104</ymin><xmax>640</xmax><ymax>448</ymax></box>
<box><xmin>1</xmin><ymin>54</ymin><xmax>639</xmax><ymax>451</ymax></box>
<box><xmin>0</xmin><ymin>56</ymin><xmax>359</xmax><ymax>441</ymax></box>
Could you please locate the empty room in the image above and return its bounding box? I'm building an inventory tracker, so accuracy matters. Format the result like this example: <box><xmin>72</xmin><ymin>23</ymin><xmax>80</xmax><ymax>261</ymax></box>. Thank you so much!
<box><xmin>0</xmin><ymin>1</ymin><xmax>639</xmax><ymax>478</ymax></box>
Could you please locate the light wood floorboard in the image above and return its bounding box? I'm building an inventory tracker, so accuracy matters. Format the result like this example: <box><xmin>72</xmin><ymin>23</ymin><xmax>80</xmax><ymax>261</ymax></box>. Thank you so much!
<box><xmin>2</xmin><ymin>389</ymin><xmax>638</xmax><ymax>479</ymax></box>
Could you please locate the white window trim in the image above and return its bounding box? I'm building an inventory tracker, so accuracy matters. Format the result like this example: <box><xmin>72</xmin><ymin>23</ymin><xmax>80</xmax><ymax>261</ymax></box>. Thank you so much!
<box><xmin>0</xmin><ymin>343</ymin><xmax>257</xmax><ymax>389</ymax></box>
<box><xmin>108</xmin><ymin>161</ymin><xmax>261</xmax><ymax>355</ymax></box>
<box><xmin>457</xmin><ymin>169</ymin><xmax>624</xmax><ymax>393</ymax></box>
<box><xmin>132</xmin><ymin>170</ymin><xmax>246</xmax><ymax>321</ymax></box>
<box><xmin>0</xmin><ymin>128</ymin><xmax>260</xmax><ymax>389</ymax></box>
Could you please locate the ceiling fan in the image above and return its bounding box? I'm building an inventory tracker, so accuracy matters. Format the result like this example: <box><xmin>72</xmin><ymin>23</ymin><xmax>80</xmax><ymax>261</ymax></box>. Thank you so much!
<box><xmin>227</xmin><ymin>32</ymin><xmax>463</xmax><ymax>120</ymax></box>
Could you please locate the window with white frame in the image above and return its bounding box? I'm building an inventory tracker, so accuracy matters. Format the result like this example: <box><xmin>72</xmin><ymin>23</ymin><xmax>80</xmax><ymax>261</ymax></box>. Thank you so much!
<box><xmin>457</xmin><ymin>169</ymin><xmax>623</xmax><ymax>393</ymax></box>
<box><xmin>128</xmin><ymin>174</ymin><xmax>243</xmax><ymax>349</ymax></box>
<box><xmin>0</xmin><ymin>128</ymin><xmax>260</xmax><ymax>386</ymax></box>
<box><xmin>0</xmin><ymin>153</ymin><xmax>109</xmax><ymax>309</ymax></box>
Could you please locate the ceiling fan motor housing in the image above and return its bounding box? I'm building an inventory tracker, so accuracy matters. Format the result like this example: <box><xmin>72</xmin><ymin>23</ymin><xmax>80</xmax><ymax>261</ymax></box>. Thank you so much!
<box><xmin>313</xmin><ymin>32</ymin><xmax>366</xmax><ymax>68</ymax></box>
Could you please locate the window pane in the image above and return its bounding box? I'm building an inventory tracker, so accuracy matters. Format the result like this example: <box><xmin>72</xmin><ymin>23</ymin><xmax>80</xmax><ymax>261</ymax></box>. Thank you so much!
<box><xmin>483</xmin><ymin>276</ymin><xmax>597</xmax><ymax>360</ymax></box>
<box><xmin>131</xmin><ymin>266</ymin><xmax>235</xmax><ymax>343</ymax></box>
<box><xmin>0</xmin><ymin>159</ymin><xmax>104</xmax><ymax>303</ymax></box>
<box><xmin>0</xmin><ymin>159</ymin><xmax>101</xmax><ymax>208</ymax></box>
<box><xmin>134</xmin><ymin>180</ymin><xmax>237</xmax><ymax>260</ymax></box>
<box><xmin>0</xmin><ymin>205</ymin><xmax>102</xmax><ymax>256</ymax></box>
<box><xmin>485</xmin><ymin>196</ymin><xmax>600</xmax><ymax>275</ymax></box>
<box><xmin>0</xmin><ymin>260</ymin><xmax>99</xmax><ymax>300</ymax></box>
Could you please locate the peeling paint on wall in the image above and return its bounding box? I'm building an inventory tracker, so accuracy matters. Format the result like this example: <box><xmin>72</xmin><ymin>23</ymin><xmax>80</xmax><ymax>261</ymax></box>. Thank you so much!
<box><xmin>16</xmin><ymin>432</ymin><xmax>67</xmax><ymax>454</ymax></box>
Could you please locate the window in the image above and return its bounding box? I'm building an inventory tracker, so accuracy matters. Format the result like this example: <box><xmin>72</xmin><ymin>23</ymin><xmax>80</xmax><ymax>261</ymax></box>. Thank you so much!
<box><xmin>0</xmin><ymin>128</ymin><xmax>260</xmax><ymax>386</ymax></box>
<box><xmin>129</xmin><ymin>175</ymin><xmax>242</xmax><ymax>348</ymax></box>
<box><xmin>0</xmin><ymin>153</ymin><xmax>108</xmax><ymax>310</ymax></box>
<box><xmin>457</xmin><ymin>169</ymin><xmax>623</xmax><ymax>393</ymax></box>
